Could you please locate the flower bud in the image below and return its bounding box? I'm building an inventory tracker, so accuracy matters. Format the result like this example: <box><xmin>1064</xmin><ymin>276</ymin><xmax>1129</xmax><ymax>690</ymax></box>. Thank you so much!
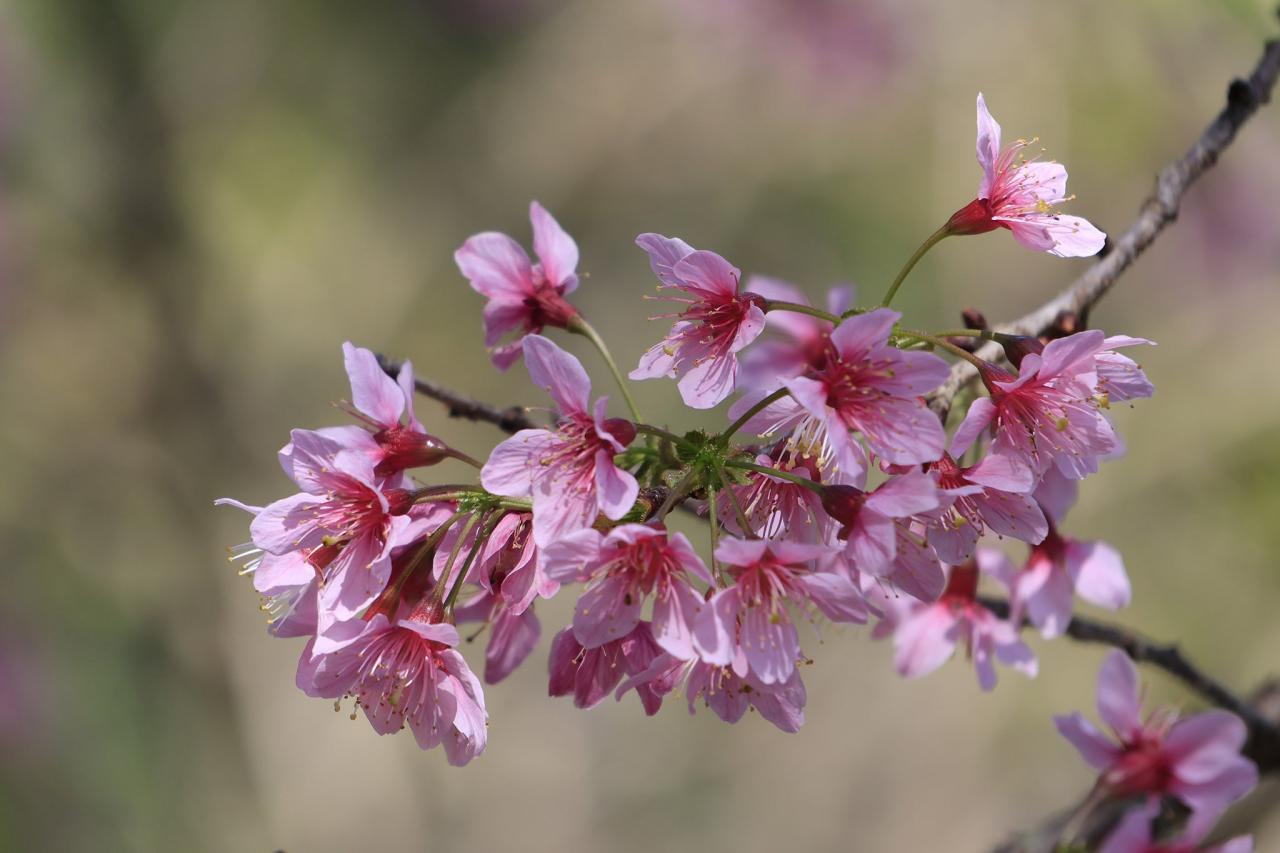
<box><xmin>602</xmin><ymin>418</ymin><xmax>637</xmax><ymax>448</ymax></box>
<box><xmin>997</xmin><ymin>334</ymin><xmax>1045</xmax><ymax>369</ymax></box>
<box><xmin>374</xmin><ymin>426</ymin><xmax>452</xmax><ymax>476</ymax></box>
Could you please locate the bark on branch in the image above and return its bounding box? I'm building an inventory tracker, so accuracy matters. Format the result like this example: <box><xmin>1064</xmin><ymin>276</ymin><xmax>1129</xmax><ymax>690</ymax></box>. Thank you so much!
<box><xmin>929</xmin><ymin>35</ymin><xmax>1280</xmax><ymax>419</ymax></box>
<box><xmin>376</xmin><ymin>353</ymin><xmax>542</xmax><ymax>434</ymax></box>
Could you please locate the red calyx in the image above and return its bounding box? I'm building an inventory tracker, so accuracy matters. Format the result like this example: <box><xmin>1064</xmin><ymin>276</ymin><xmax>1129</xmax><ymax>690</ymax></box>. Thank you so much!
<box><xmin>945</xmin><ymin>198</ymin><xmax>999</xmax><ymax>236</ymax></box>
<box><xmin>997</xmin><ymin>335</ymin><xmax>1045</xmax><ymax>370</ymax></box>
<box><xmin>383</xmin><ymin>488</ymin><xmax>415</xmax><ymax>516</ymax></box>
<box><xmin>528</xmin><ymin>285</ymin><xmax>580</xmax><ymax>330</ymax></box>
<box><xmin>374</xmin><ymin>426</ymin><xmax>452</xmax><ymax>476</ymax></box>
<box><xmin>602</xmin><ymin>418</ymin><xmax>637</xmax><ymax>448</ymax></box>
<box><xmin>820</xmin><ymin>485</ymin><xmax>867</xmax><ymax>540</ymax></box>
<box><xmin>941</xmin><ymin>560</ymin><xmax>980</xmax><ymax>602</ymax></box>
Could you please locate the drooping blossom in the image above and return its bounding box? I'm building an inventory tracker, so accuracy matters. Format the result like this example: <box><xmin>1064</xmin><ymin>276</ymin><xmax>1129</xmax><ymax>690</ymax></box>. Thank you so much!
<box><xmin>945</xmin><ymin>93</ymin><xmax>1106</xmax><ymax>257</ymax></box>
<box><xmin>870</xmin><ymin>560</ymin><xmax>1037</xmax><ymax>691</ymax></box>
<box><xmin>694</xmin><ymin>538</ymin><xmax>865</xmax><ymax>684</ymax></box>
<box><xmin>729</xmin><ymin>308</ymin><xmax>949</xmax><ymax>480</ymax></box>
<box><xmin>297</xmin><ymin>613</ymin><xmax>488</xmax><ymax>765</ymax></box>
<box><xmin>925</xmin><ymin>451</ymin><xmax>1048</xmax><ymax>565</ymax></box>
<box><xmin>821</xmin><ymin>472</ymin><xmax>946</xmax><ymax>602</ymax></box>
<box><xmin>616</xmin><ymin>653</ymin><xmax>807</xmax><ymax>733</ymax></box>
<box><xmin>246</xmin><ymin>430</ymin><xmax>417</xmax><ymax>621</ymax></box>
<box><xmin>718</xmin><ymin>444</ymin><xmax>826</xmax><ymax>540</ymax></box>
<box><xmin>454</xmin><ymin>201</ymin><xmax>581</xmax><ymax>369</ymax></box>
<box><xmin>337</xmin><ymin>342</ymin><xmax>454</xmax><ymax>476</ymax></box>
<box><xmin>1099</xmin><ymin>800</ymin><xmax>1253</xmax><ymax>853</ymax></box>
<box><xmin>736</xmin><ymin>278</ymin><xmax>851</xmax><ymax>392</ymax></box>
<box><xmin>542</xmin><ymin>524</ymin><xmax>713</xmax><ymax>657</ymax></box>
<box><xmin>630</xmin><ymin>234</ymin><xmax>767</xmax><ymax>408</ymax></box>
<box><xmin>952</xmin><ymin>330</ymin><xmax>1120</xmax><ymax>480</ymax></box>
<box><xmin>1054</xmin><ymin>650</ymin><xmax>1258</xmax><ymax>812</ymax></box>
<box><xmin>481</xmin><ymin>335</ymin><xmax>639</xmax><ymax>547</ymax></box>
<box><xmin>979</xmin><ymin>524</ymin><xmax>1130</xmax><ymax>639</ymax></box>
<box><xmin>454</xmin><ymin>591</ymin><xmax>542</xmax><ymax>685</ymax></box>
<box><xmin>547</xmin><ymin>622</ymin><xmax>664</xmax><ymax>713</ymax></box>
<box><xmin>471</xmin><ymin>511</ymin><xmax>556</xmax><ymax>615</ymax></box>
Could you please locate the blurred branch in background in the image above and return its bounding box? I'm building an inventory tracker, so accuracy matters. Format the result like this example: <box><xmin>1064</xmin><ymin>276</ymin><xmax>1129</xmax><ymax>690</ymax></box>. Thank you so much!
<box><xmin>377</xmin><ymin>352</ymin><xmax>544</xmax><ymax>432</ymax></box>
<box><xmin>930</xmin><ymin>28</ymin><xmax>1280</xmax><ymax>420</ymax></box>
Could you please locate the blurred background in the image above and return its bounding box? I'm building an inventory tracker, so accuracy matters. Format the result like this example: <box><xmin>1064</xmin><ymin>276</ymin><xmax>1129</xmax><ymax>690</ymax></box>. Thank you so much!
<box><xmin>2</xmin><ymin>0</ymin><xmax>1278</xmax><ymax>850</ymax></box>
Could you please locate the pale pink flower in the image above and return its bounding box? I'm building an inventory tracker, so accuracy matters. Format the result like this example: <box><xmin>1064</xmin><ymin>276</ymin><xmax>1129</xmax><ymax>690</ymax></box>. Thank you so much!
<box><xmin>735</xmin><ymin>278</ymin><xmax>852</xmax><ymax>392</ymax></box>
<box><xmin>547</xmin><ymin>622</ymin><xmax>664</xmax><ymax>713</ymax></box>
<box><xmin>925</xmin><ymin>451</ymin><xmax>1048</xmax><ymax>565</ymax></box>
<box><xmin>470</xmin><ymin>511</ymin><xmax>556</xmax><ymax>615</ymax></box>
<box><xmin>1099</xmin><ymin>800</ymin><xmax>1253</xmax><ymax>853</ymax></box>
<box><xmin>729</xmin><ymin>308</ymin><xmax>949</xmax><ymax>481</ymax></box>
<box><xmin>694</xmin><ymin>538</ymin><xmax>864</xmax><ymax>684</ymax></box>
<box><xmin>481</xmin><ymin>335</ymin><xmax>639</xmax><ymax>547</ymax></box>
<box><xmin>219</xmin><ymin>499</ymin><xmax>322</xmax><ymax>638</ymax></box>
<box><xmin>945</xmin><ymin>93</ymin><xmax>1106</xmax><ymax>257</ymax></box>
<box><xmin>454</xmin><ymin>201</ymin><xmax>581</xmax><ymax>370</ymax></box>
<box><xmin>1097</xmin><ymin>335</ymin><xmax>1156</xmax><ymax>404</ymax></box>
<box><xmin>616</xmin><ymin>653</ymin><xmax>807</xmax><ymax>733</ymax></box>
<box><xmin>248</xmin><ymin>430</ymin><xmax>416</xmax><ymax>621</ymax></box>
<box><xmin>952</xmin><ymin>330</ymin><xmax>1119</xmax><ymax>480</ymax></box>
<box><xmin>821</xmin><ymin>472</ymin><xmax>946</xmax><ymax>602</ymax></box>
<box><xmin>630</xmin><ymin>234</ymin><xmax>767</xmax><ymax>408</ymax></box>
<box><xmin>1055</xmin><ymin>650</ymin><xmax>1258</xmax><ymax>812</ymax></box>
<box><xmin>871</xmin><ymin>560</ymin><xmax>1037</xmax><ymax>691</ymax></box>
<box><xmin>297</xmin><ymin>613</ymin><xmax>487</xmax><ymax>765</ymax></box>
<box><xmin>542</xmin><ymin>524</ymin><xmax>713</xmax><ymax>658</ymax></box>
<box><xmin>979</xmin><ymin>525</ymin><xmax>1130</xmax><ymax>639</ymax></box>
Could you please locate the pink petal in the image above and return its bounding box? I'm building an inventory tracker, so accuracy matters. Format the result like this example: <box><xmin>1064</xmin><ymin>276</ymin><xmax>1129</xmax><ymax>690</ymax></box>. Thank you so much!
<box><xmin>866</xmin><ymin>471</ymin><xmax>940</xmax><ymax>518</ymax></box>
<box><xmin>573</xmin><ymin>575</ymin><xmax>642</xmax><ymax>648</ymax></box>
<box><xmin>635</xmin><ymin>232</ymin><xmax>695</xmax><ymax>287</ymax></box>
<box><xmin>343</xmin><ymin>342</ymin><xmax>405</xmax><ymax>429</ymax></box>
<box><xmin>1096</xmin><ymin>650</ymin><xmax>1143</xmax><ymax>738</ymax></box>
<box><xmin>676</xmin><ymin>346</ymin><xmax>738</xmax><ymax>409</ymax></box>
<box><xmin>692</xmin><ymin>589</ymin><xmax>735</xmax><ymax>666</ymax></box>
<box><xmin>593</xmin><ymin>449</ymin><xmax>640</xmax><ymax>520</ymax></box>
<box><xmin>893</xmin><ymin>605</ymin><xmax>958</xmax><ymax>678</ymax></box>
<box><xmin>454</xmin><ymin>231</ymin><xmax>534</xmax><ymax>298</ymax></box>
<box><xmin>1053</xmin><ymin>712</ymin><xmax>1121</xmax><ymax>771</ymax></box>
<box><xmin>1068</xmin><ymin>540</ymin><xmax>1130</xmax><ymax>610</ymax></box>
<box><xmin>975</xmin><ymin>93</ymin><xmax>1002</xmax><ymax>198</ymax></box>
<box><xmin>651</xmin><ymin>580</ymin><xmax>705</xmax><ymax>659</ymax></box>
<box><xmin>978</xmin><ymin>490</ymin><xmax>1049</xmax><ymax>544</ymax></box>
<box><xmin>523</xmin><ymin>334</ymin><xmax>591</xmax><ymax>415</ymax></box>
<box><xmin>739</xmin><ymin>602</ymin><xmax>799</xmax><ymax>685</ymax></box>
<box><xmin>539</xmin><ymin>528</ymin><xmax>603</xmax><ymax>584</ymax></box>
<box><xmin>1164</xmin><ymin>711</ymin><xmax>1249</xmax><ymax>780</ymax></box>
<box><xmin>950</xmin><ymin>397</ymin><xmax>997</xmax><ymax>457</ymax></box>
<box><xmin>965</xmin><ymin>452</ymin><xmax>1035</xmax><ymax>493</ymax></box>
<box><xmin>480</xmin><ymin>429</ymin><xmax>555</xmax><ymax>498</ymax></box>
<box><xmin>1040</xmin><ymin>214</ymin><xmax>1107</xmax><ymax>258</ymax></box>
<box><xmin>828</xmin><ymin>308</ymin><xmax>899</xmax><ymax>360</ymax></box>
<box><xmin>671</xmin><ymin>250</ymin><xmax>741</xmax><ymax>300</ymax></box>
<box><xmin>793</xmin><ymin>572</ymin><xmax>868</xmax><ymax>623</ymax></box>
<box><xmin>529</xmin><ymin>201</ymin><xmax>579</xmax><ymax>290</ymax></box>
<box><xmin>1022</xmin><ymin>558</ymin><xmax>1075</xmax><ymax>639</ymax></box>
<box><xmin>1038</xmin><ymin>330</ymin><xmax>1105</xmax><ymax>381</ymax></box>
<box><xmin>251</xmin><ymin>492</ymin><xmax>326</xmax><ymax>555</ymax></box>
<box><xmin>1001</xmin><ymin>217</ymin><xmax>1057</xmax><ymax>252</ymax></box>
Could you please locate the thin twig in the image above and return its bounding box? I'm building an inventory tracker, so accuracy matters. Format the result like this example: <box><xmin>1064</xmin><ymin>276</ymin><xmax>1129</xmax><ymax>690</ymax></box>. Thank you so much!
<box><xmin>930</xmin><ymin>35</ymin><xmax>1280</xmax><ymax>420</ymax></box>
<box><xmin>376</xmin><ymin>353</ymin><xmax>542</xmax><ymax>434</ymax></box>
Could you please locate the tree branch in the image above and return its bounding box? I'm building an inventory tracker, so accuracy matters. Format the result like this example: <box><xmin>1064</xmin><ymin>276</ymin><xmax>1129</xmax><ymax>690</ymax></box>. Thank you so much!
<box><xmin>376</xmin><ymin>353</ymin><xmax>543</xmax><ymax>434</ymax></box>
<box><xmin>930</xmin><ymin>34</ymin><xmax>1280</xmax><ymax>419</ymax></box>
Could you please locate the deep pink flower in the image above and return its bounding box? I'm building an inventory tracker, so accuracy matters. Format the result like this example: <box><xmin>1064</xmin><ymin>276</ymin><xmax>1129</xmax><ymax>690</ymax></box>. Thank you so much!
<box><xmin>542</xmin><ymin>524</ymin><xmax>713</xmax><ymax>657</ymax></box>
<box><xmin>736</xmin><ymin>278</ymin><xmax>851</xmax><ymax>392</ymax></box>
<box><xmin>821</xmin><ymin>471</ymin><xmax>946</xmax><ymax>602</ymax></box>
<box><xmin>630</xmin><ymin>234</ymin><xmax>767</xmax><ymax>409</ymax></box>
<box><xmin>297</xmin><ymin>613</ymin><xmax>487</xmax><ymax>765</ymax></box>
<box><xmin>979</xmin><ymin>524</ymin><xmax>1130</xmax><ymax>638</ymax></box>
<box><xmin>925</xmin><ymin>451</ymin><xmax>1048</xmax><ymax>565</ymax></box>
<box><xmin>249</xmin><ymin>430</ymin><xmax>417</xmax><ymax>621</ymax></box>
<box><xmin>1099</xmin><ymin>800</ymin><xmax>1253</xmax><ymax>853</ymax></box>
<box><xmin>454</xmin><ymin>590</ymin><xmax>542</xmax><ymax>685</ymax></box>
<box><xmin>454</xmin><ymin>201</ymin><xmax>581</xmax><ymax>370</ymax></box>
<box><xmin>1055</xmin><ymin>650</ymin><xmax>1258</xmax><ymax>812</ymax></box>
<box><xmin>470</xmin><ymin>511</ymin><xmax>556</xmax><ymax>615</ymax></box>
<box><xmin>616</xmin><ymin>653</ymin><xmax>807</xmax><ymax>733</ymax></box>
<box><xmin>547</xmin><ymin>622</ymin><xmax>664</xmax><ymax>713</ymax></box>
<box><xmin>952</xmin><ymin>330</ymin><xmax>1120</xmax><ymax>480</ymax></box>
<box><xmin>717</xmin><ymin>445</ymin><xmax>826</xmax><ymax>540</ymax></box>
<box><xmin>481</xmin><ymin>335</ymin><xmax>639</xmax><ymax>547</ymax></box>
<box><xmin>870</xmin><ymin>560</ymin><xmax>1037</xmax><ymax>691</ymax></box>
<box><xmin>694</xmin><ymin>538</ymin><xmax>864</xmax><ymax>684</ymax></box>
<box><xmin>729</xmin><ymin>308</ymin><xmax>949</xmax><ymax>481</ymax></box>
<box><xmin>945</xmin><ymin>93</ymin><xmax>1106</xmax><ymax>257</ymax></box>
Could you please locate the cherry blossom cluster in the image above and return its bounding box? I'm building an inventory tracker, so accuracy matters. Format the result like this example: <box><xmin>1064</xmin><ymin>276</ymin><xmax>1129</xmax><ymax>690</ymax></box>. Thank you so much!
<box><xmin>219</xmin><ymin>94</ymin><xmax>1257</xmax><ymax>846</ymax></box>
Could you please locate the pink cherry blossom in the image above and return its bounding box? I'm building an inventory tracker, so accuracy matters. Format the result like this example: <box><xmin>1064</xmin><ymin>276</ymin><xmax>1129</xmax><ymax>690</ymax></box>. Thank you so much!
<box><xmin>297</xmin><ymin>614</ymin><xmax>487</xmax><ymax>765</ymax></box>
<box><xmin>925</xmin><ymin>451</ymin><xmax>1048</xmax><ymax>565</ymax></box>
<box><xmin>630</xmin><ymin>234</ymin><xmax>767</xmax><ymax>408</ymax></box>
<box><xmin>547</xmin><ymin>622</ymin><xmax>664</xmax><ymax>713</ymax></box>
<box><xmin>616</xmin><ymin>653</ymin><xmax>807</xmax><ymax>733</ymax></box>
<box><xmin>481</xmin><ymin>335</ymin><xmax>639</xmax><ymax>547</ymax></box>
<box><xmin>694</xmin><ymin>537</ymin><xmax>864</xmax><ymax>684</ymax></box>
<box><xmin>542</xmin><ymin>524</ymin><xmax>713</xmax><ymax>657</ymax></box>
<box><xmin>718</xmin><ymin>445</ymin><xmax>826</xmax><ymax>540</ymax></box>
<box><xmin>454</xmin><ymin>591</ymin><xmax>542</xmax><ymax>685</ymax></box>
<box><xmin>952</xmin><ymin>330</ymin><xmax>1120</xmax><ymax>480</ymax></box>
<box><xmin>729</xmin><ymin>308</ymin><xmax>949</xmax><ymax>481</ymax></box>
<box><xmin>821</xmin><ymin>471</ymin><xmax>946</xmax><ymax>602</ymax></box>
<box><xmin>249</xmin><ymin>429</ymin><xmax>416</xmax><ymax>621</ymax></box>
<box><xmin>945</xmin><ymin>93</ymin><xmax>1106</xmax><ymax>257</ymax></box>
<box><xmin>736</xmin><ymin>278</ymin><xmax>852</xmax><ymax>392</ymax></box>
<box><xmin>454</xmin><ymin>201</ymin><xmax>581</xmax><ymax>370</ymax></box>
<box><xmin>219</xmin><ymin>499</ymin><xmax>322</xmax><ymax>638</ymax></box>
<box><xmin>1097</xmin><ymin>335</ymin><xmax>1156</xmax><ymax>404</ymax></box>
<box><xmin>1054</xmin><ymin>650</ymin><xmax>1258</xmax><ymax>812</ymax></box>
<box><xmin>979</xmin><ymin>524</ymin><xmax>1130</xmax><ymax>639</ymax></box>
<box><xmin>1099</xmin><ymin>800</ymin><xmax>1253</xmax><ymax>853</ymax></box>
<box><xmin>470</xmin><ymin>511</ymin><xmax>556</xmax><ymax>615</ymax></box>
<box><xmin>871</xmin><ymin>560</ymin><xmax>1037</xmax><ymax>691</ymax></box>
<box><xmin>338</xmin><ymin>343</ymin><xmax>453</xmax><ymax>476</ymax></box>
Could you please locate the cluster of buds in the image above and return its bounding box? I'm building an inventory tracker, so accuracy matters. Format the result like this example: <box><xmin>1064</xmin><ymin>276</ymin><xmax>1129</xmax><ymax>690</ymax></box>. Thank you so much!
<box><xmin>220</xmin><ymin>94</ymin><xmax>1256</xmax><ymax>845</ymax></box>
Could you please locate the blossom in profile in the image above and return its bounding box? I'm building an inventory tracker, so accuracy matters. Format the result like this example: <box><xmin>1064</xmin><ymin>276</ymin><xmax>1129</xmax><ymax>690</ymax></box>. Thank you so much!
<box><xmin>946</xmin><ymin>93</ymin><xmax>1106</xmax><ymax>257</ymax></box>
<box><xmin>952</xmin><ymin>330</ymin><xmax>1119</xmax><ymax>480</ymax></box>
<box><xmin>1054</xmin><ymin>650</ymin><xmax>1258</xmax><ymax>812</ymax></box>
<box><xmin>455</xmin><ymin>201</ymin><xmax>581</xmax><ymax>369</ymax></box>
<box><xmin>1099</xmin><ymin>799</ymin><xmax>1253</xmax><ymax>853</ymax></box>
<box><xmin>630</xmin><ymin>234</ymin><xmax>767</xmax><ymax>409</ymax></box>
<box><xmin>297</xmin><ymin>614</ymin><xmax>487</xmax><ymax>765</ymax></box>
<box><xmin>481</xmin><ymin>335</ymin><xmax>639</xmax><ymax>546</ymax></box>
<box><xmin>542</xmin><ymin>524</ymin><xmax>713</xmax><ymax>658</ymax></box>
<box><xmin>547</xmin><ymin>622</ymin><xmax>664</xmax><ymax>713</ymax></box>
<box><xmin>871</xmin><ymin>560</ymin><xmax>1037</xmax><ymax>691</ymax></box>
<box><xmin>730</xmin><ymin>308</ymin><xmax>949</xmax><ymax>480</ymax></box>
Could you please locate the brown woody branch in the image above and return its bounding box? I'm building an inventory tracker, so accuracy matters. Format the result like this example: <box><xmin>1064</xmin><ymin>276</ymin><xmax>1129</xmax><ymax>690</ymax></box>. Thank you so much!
<box><xmin>929</xmin><ymin>34</ymin><xmax>1280</xmax><ymax>420</ymax></box>
<box><xmin>376</xmin><ymin>353</ymin><xmax>543</xmax><ymax>434</ymax></box>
